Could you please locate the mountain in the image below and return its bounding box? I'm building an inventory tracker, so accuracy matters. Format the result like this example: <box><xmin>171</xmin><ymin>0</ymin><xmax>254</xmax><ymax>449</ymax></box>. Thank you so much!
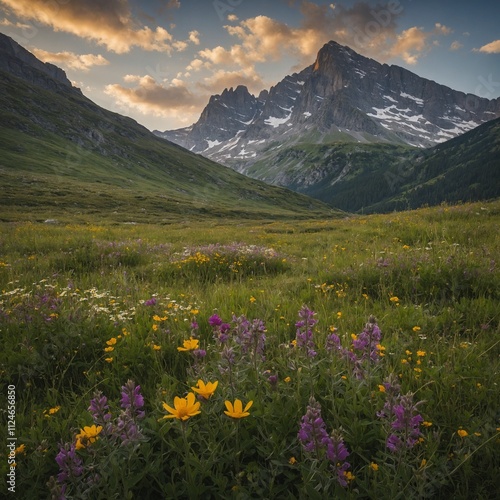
<box><xmin>0</xmin><ymin>33</ymin><xmax>334</xmax><ymax>223</ymax></box>
<box><xmin>156</xmin><ymin>41</ymin><xmax>500</xmax><ymax>171</ymax></box>
<box><xmin>250</xmin><ymin>117</ymin><xmax>500</xmax><ymax>213</ymax></box>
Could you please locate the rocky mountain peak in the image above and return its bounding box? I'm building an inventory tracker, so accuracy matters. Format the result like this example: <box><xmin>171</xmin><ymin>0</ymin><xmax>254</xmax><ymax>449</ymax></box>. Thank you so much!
<box><xmin>157</xmin><ymin>39</ymin><xmax>500</xmax><ymax>166</ymax></box>
<box><xmin>0</xmin><ymin>32</ymin><xmax>72</xmax><ymax>89</ymax></box>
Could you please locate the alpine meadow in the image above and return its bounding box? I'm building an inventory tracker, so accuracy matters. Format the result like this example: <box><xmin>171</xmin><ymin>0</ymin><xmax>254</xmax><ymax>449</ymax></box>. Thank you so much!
<box><xmin>1</xmin><ymin>1</ymin><xmax>500</xmax><ymax>499</ymax></box>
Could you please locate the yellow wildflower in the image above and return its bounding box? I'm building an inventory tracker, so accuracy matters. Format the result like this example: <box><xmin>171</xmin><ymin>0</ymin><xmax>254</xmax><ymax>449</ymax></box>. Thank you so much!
<box><xmin>191</xmin><ymin>380</ymin><xmax>218</xmax><ymax>400</ymax></box>
<box><xmin>457</xmin><ymin>429</ymin><xmax>468</xmax><ymax>438</ymax></box>
<box><xmin>104</xmin><ymin>357</ymin><xmax>113</xmax><ymax>363</ymax></box>
<box><xmin>370</xmin><ymin>462</ymin><xmax>379</xmax><ymax>471</ymax></box>
<box><xmin>378</xmin><ymin>384</ymin><xmax>386</xmax><ymax>393</ymax></box>
<box><xmin>416</xmin><ymin>350</ymin><xmax>426</xmax><ymax>357</ymax></box>
<box><xmin>249</xmin><ymin>296</ymin><xmax>256</xmax><ymax>303</ymax></box>
<box><xmin>389</xmin><ymin>296</ymin><xmax>399</xmax><ymax>303</ymax></box>
<box><xmin>412</xmin><ymin>326</ymin><xmax>421</xmax><ymax>332</ymax></box>
<box><xmin>289</xmin><ymin>456</ymin><xmax>297</xmax><ymax>465</ymax></box>
<box><xmin>15</xmin><ymin>444</ymin><xmax>26</xmax><ymax>454</ymax></box>
<box><xmin>345</xmin><ymin>471</ymin><xmax>355</xmax><ymax>482</ymax></box>
<box><xmin>284</xmin><ymin>376</ymin><xmax>291</xmax><ymax>383</ymax></box>
<box><xmin>177</xmin><ymin>337</ymin><xmax>199</xmax><ymax>352</ymax></box>
<box><xmin>104</xmin><ymin>346</ymin><xmax>114</xmax><ymax>352</ymax></box>
<box><xmin>224</xmin><ymin>399</ymin><xmax>253</xmax><ymax>419</ymax></box>
<box><xmin>162</xmin><ymin>393</ymin><xmax>201</xmax><ymax>421</ymax></box>
<box><xmin>152</xmin><ymin>344</ymin><xmax>161</xmax><ymax>351</ymax></box>
<box><xmin>75</xmin><ymin>425</ymin><xmax>102</xmax><ymax>449</ymax></box>
<box><xmin>106</xmin><ymin>338</ymin><xmax>117</xmax><ymax>346</ymax></box>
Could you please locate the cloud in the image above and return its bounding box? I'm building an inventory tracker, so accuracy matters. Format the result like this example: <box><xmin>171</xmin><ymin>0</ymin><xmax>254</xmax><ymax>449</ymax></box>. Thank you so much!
<box><xmin>476</xmin><ymin>40</ymin><xmax>500</xmax><ymax>54</ymax></box>
<box><xmin>0</xmin><ymin>0</ymin><xmax>185</xmax><ymax>53</ymax></box>
<box><xmin>31</xmin><ymin>48</ymin><xmax>110</xmax><ymax>71</ymax></box>
<box><xmin>227</xmin><ymin>14</ymin><xmax>238</xmax><ymax>22</ymax></box>
<box><xmin>189</xmin><ymin>30</ymin><xmax>200</xmax><ymax>45</ymax></box>
<box><xmin>198</xmin><ymin>68</ymin><xmax>265</xmax><ymax>94</ymax></box>
<box><xmin>104</xmin><ymin>75</ymin><xmax>206</xmax><ymax>123</ymax></box>
<box><xmin>389</xmin><ymin>26</ymin><xmax>429</xmax><ymax>65</ymax></box>
<box><xmin>194</xmin><ymin>1</ymin><xmax>455</xmax><ymax>75</ymax></box>
<box><xmin>450</xmin><ymin>40</ymin><xmax>463</xmax><ymax>51</ymax></box>
<box><xmin>434</xmin><ymin>23</ymin><xmax>452</xmax><ymax>35</ymax></box>
<box><xmin>0</xmin><ymin>16</ymin><xmax>31</xmax><ymax>29</ymax></box>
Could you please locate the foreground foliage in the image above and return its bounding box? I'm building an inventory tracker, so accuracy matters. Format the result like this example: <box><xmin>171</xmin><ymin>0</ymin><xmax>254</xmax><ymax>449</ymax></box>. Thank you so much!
<box><xmin>1</xmin><ymin>201</ymin><xmax>499</xmax><ymax>498</ymax></box>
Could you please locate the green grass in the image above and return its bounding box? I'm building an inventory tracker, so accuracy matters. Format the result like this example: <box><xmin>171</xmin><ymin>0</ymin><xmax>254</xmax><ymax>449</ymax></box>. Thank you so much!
<box><xmin>0</xmin><ymin>200</ymin><xmax>499</xmax><ymax>498</ymax></box>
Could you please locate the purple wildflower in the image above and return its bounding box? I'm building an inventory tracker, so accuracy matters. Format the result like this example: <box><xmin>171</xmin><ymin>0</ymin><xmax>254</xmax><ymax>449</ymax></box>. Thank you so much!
<box><xmin>325</xmin><ymin>331</ymin><xmax>341</xmax><ymax>353</ymax></box>
<box><xmin>115</xmin><ymin>411</ymin><xmax>144</xmax><ymax>446</ymax></box>
<box><xmin>378</xmin><ymin>382</ymin><xmax>424</xmax><ymax>453</ymax></box>
<box><xmin>208</xmin><ymin>314</ymin><xmax>222</xmax><ymax>326</ymax></box>
<box><xmin>233</xmin><ymin>315</ymin><xmax>266</xmax><ymax>361</ymax></box>
<box><xmin>55</xmin><ymin>443</ymin><xmax>83</xmax><ymax>484</ymax></box>
<box><xmin>298</xmin><ymin>397</ymin><xmax>350</xmax><ymax>486</ymax></box>
<box><xmin>120</xmin><ymin>380</ymin><xmax>145</xmax><ymax>420</ymax></box>
<box><xmin>143</xmin><ymin>297</ymin><xmax>156</xmax><ymax>306</ymax></box>
<box><xmin>295</xmin><ymin>305</ymin><xmax>318</xmax><ymax>358</ymax></box>
<box><xmin>193</xmin><ymin>348</ymin><xmax>206</xmax><ymax>359</ymax></box>
<box><xmin>88</xmin><ymin>391</ymin><xmax>112</xmax><ymax>434</ymax></box>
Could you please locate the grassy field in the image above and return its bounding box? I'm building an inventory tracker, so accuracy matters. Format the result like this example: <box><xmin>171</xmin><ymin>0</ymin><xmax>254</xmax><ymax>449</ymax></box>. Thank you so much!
<box><xmin>1</xmin><ymin>200</ymin><xmax>499</xmax><ymax>499</ymax></box>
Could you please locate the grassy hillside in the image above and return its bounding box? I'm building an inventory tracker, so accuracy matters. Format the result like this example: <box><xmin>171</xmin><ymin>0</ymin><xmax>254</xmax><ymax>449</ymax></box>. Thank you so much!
<box><xmin>244</xmin><ymin>118</ymin><xmax>500</xmax><ymax>214</ymax></box>
<box><xmin>247</xmin><ymin>142</ymin><xmax>417</xmax><ymax>212</ymax></box>
<box><xmin>0</xmin><ymin>70</ymin><xmax>334</xmax><ymax>222</ymax></box>
<box><xmin>0</xmin><ymin>200</ymin><xmax>498</xmax><ymax>498</ymax></box>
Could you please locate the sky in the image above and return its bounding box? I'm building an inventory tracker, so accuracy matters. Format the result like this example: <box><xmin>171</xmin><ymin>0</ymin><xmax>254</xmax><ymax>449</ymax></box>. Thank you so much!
<box><xmin>1</xmin><ymin>0</ymin><xmax>499</xmax><ymax>132</ymax></box>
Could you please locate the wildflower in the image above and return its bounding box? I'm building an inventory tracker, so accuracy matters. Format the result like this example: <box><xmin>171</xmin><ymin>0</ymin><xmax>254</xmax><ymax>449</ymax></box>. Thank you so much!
<box><xmin>88</xmin><ymin>391</ymin><xmax>112</xmax><ymax>429</ymax></box>
<box><xmin>378</xmin><ymin>384</ymin><xmax>386</xmax><ymax>393</ymax></box>
<box><xmin>289</xmin><ymin>456</ymin><xmax>297</xmax><ymax>465</ymax></box>
<box><xmin>345</xmin><ymin>471</ymin><xmax>355</xmax><ymax>482</ymax></box>
<box><xmin>106</xmin><ymin>338</ymin><xmax>117</xmax><ymax>346</ymax></box>
<box><xmin>370</xmin><ymin>462</ymin><xmax>379</xmax><ymax>471</ymax></box>
<box><xmin>457</xmin><ymin>429</ymin><xmax>468</xmax><ymax>438</ymax></box>
<box><xmin>390</xmin><ymin>296</ymin><xmax>399</xmax><ymax>302</ymax></box>
<box><xmin>284</xmin><ymin>376</ymin><xmax>291</xmax><ymax>383</ymax></box>
<box><xmin>162</xmin><ymin>393</ymin><xmax>201</xmax><ymax>421</ymax></box>
<box><xmin>152</xmin><ymin>324</ymin><xmax>159</xmax><ymax>332</ymax></box>
<box><xmin>104</xmin><ymin>357</ymin><xmax>113</xmax><ymax>363</ymax></box>
<box><xmin>234</xmin><ymin>315</ymin><xmax>266</xmax><ymax>361</ymax></box>
<box><xmin>412</xmin><ymin>326</ymin><xmax>421</xmax><ymax>332</ymax></box>
<box><xmin>422</xmin><ymin>421</ymin><xmax>433</xmax><ymax>427</ymax></box>
<box><xmin>380</xmin><ymin>390</ymin><xmax>423</xmax><ymax>453</ymax></box>
<box><xmin>104</xmin><ymin>346</ymin><xmax>114</xmax><ymax>352</ymax></box>
<box><xmin>267</xmin><ymin>374</ymin><xmax>278</xmax><ymax>389</ymax></box>
<box><xmin>152</xmin><ymin>344</ymin><xmax>161</xmax><ymax>350</ymax></box>
<box><xmin>224</xmin><ymin>399</ymin><xmax>253</xmax><ymax>419</ymax></box>
<box><xmin>295</xmin><ymin>305</ymin><xmax>318</xmax><ymax>357</ymax></box>
<box><xmin>120</xmin><ymin>380</ymin><xmax>145</xmax><ymax>420</ymax></box>
<box><xmin>44</xmin><ymin>406</ymin><xmax>61</xmax><ymax>417</ymax></box>
<box><xmin>177</xmin><ymin>337</ymin><xmax>199</xmax><ymax>351</ymax></box>
<box><xmin>191</xmin><ymin>380</ymin><xmax>218</xmax><ymax>400</ymax></box>
<box><xmin>416</xmin><ymin>350</ymin><xmax>426</xmax><ymax>357</ymax></box>
<box><xmin>249</xmin><ymin>296</ymin><xmax>256</xmax><ymax>303</ymax></box>
<box><xmin>325</xmin><ymin>331</ymin><xmax>341</xmax><ymax>353</ymax></box>
<box><xmin>15</xmin><ymin>444</ymin><xmax>26</xmax><ymax>454</ymax></box>
<box><xmin>144</xmin><ymin>297</ymin><xmax>157</xmax><ymax>306</ymax></box>
<box><xmin>55</xmin><ymin>443</ymin><xmax>83</xmax><ymax>483</ymax></box>
<box><xmin>75</xmin><ymin>425</ymin><xmax>102</xmax><ymax>449</ymax></box>
<box><xmin>208</xmin><ymin>314</ymin><xmax>223</xmax><ymax>326</ymax></box>
<box><xmin>298</xmin><ymin>397</ymin><xmax>350</xmax><ymax>487</ymax></box>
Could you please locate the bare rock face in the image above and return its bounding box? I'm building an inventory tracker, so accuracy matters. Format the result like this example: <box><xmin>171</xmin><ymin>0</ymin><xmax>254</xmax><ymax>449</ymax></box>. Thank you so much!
<box><xmin>0</xmin><ymin>32</ymin><xmax>72</xmax><ymax>90</ymax></box>
<box><xmin>156</xmin><ymin>40</ymin><xmax>500</xmax><ymax>171</ymax></box>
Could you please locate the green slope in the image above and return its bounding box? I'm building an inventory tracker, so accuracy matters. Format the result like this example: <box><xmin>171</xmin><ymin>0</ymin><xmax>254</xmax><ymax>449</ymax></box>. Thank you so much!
<box><xmin>245</xmin><ymin>118</ymin><xmax>500</xmax><ymax>214</ymax></box>
<box><xmin>367</xmin><ymin>117</ymin><xmax>500</xmax><ymax>212</ymax></box>
<box><xmin>0</xmin><ymin>69</ymin><xmax>334</xmax><ymax>223</ymax></box>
